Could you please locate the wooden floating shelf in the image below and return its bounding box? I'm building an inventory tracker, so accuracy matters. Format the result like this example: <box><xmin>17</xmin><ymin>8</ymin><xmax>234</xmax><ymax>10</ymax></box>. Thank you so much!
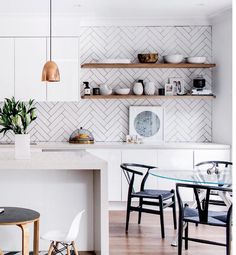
<box><xmin>81</xmin><ymin>95</ymin><xmax>216</xmax><ymax>100</ymax></box>
<box><xmin>81</xmin><ymin>63</ymin><xmax>216</xmax><ymax>69</ymax></box>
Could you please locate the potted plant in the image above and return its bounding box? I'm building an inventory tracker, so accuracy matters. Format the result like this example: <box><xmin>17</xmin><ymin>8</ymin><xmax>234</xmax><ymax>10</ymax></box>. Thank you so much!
<box><xmin>0</xmin><ymin>97</ymin><xmax>37</xmax><ymax>159</ymax></box>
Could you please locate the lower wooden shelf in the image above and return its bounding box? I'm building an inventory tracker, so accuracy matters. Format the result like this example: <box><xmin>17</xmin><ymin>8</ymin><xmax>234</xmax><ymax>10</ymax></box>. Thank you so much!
<box><xmin>81</xmin><ymin>95</ymin><xmax>216</xmax><ymax>100</ymax></box>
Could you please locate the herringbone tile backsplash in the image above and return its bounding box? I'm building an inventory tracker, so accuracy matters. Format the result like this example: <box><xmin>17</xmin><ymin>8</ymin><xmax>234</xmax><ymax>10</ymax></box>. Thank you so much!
<box><xmin>0</xmin><ymin>26</ymin><xmax>213</xmax><ymax>143</ymax></box>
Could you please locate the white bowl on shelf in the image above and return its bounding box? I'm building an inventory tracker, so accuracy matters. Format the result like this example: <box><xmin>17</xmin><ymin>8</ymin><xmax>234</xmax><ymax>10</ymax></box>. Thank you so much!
<box><xmin>163</xmin><ymin>54</ymin><xmax>184</xmax><ymax>64</ymax></box>
<box><xmin>114</xmin><ymin>88</ymin><xmax>130</xmax><ymax>95</ymax></box>
<box><xmin>187</xmin><ymin>56</ymin><xmax>206</xmax><ymax>64</ymax></box>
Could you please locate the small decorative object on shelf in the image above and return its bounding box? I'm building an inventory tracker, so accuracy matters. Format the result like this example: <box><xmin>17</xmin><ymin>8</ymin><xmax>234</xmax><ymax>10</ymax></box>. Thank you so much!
<box><xmin>99</xmin><ymin>84</ymin><xmax>112</xmax><ymax>95</ymax></box>
<box><xmin>83</xmin><ymin>81</ymin><xmax>91</xmax><ymax>96</ymax></box>
<box><xmin>165</xmin><ymin>83</ymin><xmax>174</xmax><ymax>96</ymax></box>
<box><xmin>158</xmin><ymin>88</ymin><xmax>165</xmax><ymax>96</ymax></box>
<box><xmin>138</xmin><ymin>79</ymin><xmax>144</xmax><ymax>90</ymax></box>
<box><xmin>186</xmin><ymin>56</ymin><xmax>206</xmax><ymax>64</ymax></box>
<box><xmin>126</xmin><ymin>134</ymin><xmax>143</xmax><ymax>144</ymax></box>
<box><xmin>69</xmin><ymin>127</ymin><xmax>94</xmax><ymax>144</ymax></box>
<box><xmin>137</xmin><ymin>53</ymin><xmax>158</xmax><ymax>63</ymax></box>
<box><xmin>163</xmin><ymin>54</ymin><xmax>184</xmax><ymax>64</ymax></box>
<box><xmin>191</xmin><ymin>75</ymin><xmax>213</xmax><ymax>95</ymax></box>
<box><xmin>114</xmin><ymin>88</ymin><xmax>130</xmax><ymax>95</ymax></box>
<box><xmin>169</xmin><ymin>78</ymin><xmax>186</xmax><ymax>95</ymax></box>
<box><xmin>144</xmin><ymin>81</ymin><xmax>155</xmax><ymax>95</ymax></box>
<box><xmin>93</xmin><ymin>87</ymin><xmax>100</xmax><ymax>95</ymax></box>
<box><xmin>0</xmin><ymin>97</ymin><xmax>37</xmax><ymax>159</ymax></box>
<box><xmin>133</xmin><ymin>82</ymin><xmax>143</xmax><ymax>95</ymax></box>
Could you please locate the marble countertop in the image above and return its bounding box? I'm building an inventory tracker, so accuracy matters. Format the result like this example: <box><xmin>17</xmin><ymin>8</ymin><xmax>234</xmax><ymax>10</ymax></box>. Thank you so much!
<box><xmin>0</xmin><ymin>150</ymin><xmax>107</xmax><ymax>170</ymax></box>
<box><xmin>0</xmin><ymin>141</ymin><xmax>230</xmax><ymax>150</ymax></box>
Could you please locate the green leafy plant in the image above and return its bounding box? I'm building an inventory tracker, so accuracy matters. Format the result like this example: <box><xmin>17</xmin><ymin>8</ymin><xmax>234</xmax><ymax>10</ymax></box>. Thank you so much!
<box><xmin>0</xmin><ymin>97</ymin><xmax>37</xmax><ymax>135</ymax></box>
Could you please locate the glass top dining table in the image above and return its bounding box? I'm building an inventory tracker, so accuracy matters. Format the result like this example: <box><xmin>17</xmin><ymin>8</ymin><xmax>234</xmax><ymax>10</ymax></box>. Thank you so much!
<box><xmin>149</xmin><ymin>168</ymin><xmax>232</xmax><ymax>186</ymax></box>
<box><xmin>149</xmin><ymin>167</ymin><xmax>232</xmax><ymax>246</ymax></box>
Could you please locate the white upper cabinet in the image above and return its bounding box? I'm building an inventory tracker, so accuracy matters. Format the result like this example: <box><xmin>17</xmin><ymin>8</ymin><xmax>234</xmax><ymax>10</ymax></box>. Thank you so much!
<box><xmin>15</xmin><ymin>38</ymin><xmax>47</xmax><ymax>101</ymax></box>
<box><xmin>0</xmin><ymin>38</ymin><xmax>14</xmax><ymax>101</ymax></box>
<box><xmin>47</xmin><ymin>37</ymin><xmax>79</xmax><ymax>102</ymax></box>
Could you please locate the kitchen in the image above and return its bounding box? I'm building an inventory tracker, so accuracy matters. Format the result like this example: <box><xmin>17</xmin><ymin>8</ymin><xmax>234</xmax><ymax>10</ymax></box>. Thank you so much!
<box><xmin>0</xmin><ymin>0</ymin><xmax>233</xmax><ymax>255</ymax></box>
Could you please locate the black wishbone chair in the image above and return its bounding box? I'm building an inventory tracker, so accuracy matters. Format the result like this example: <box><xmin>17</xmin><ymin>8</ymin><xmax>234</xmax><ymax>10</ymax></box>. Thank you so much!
<box><xmin>120</xmin><ymin>163</ymin><xmax>177</xmax><ymax>238</ymax></box>
<box><xmin>176</xmin><ymin>183</ymin><xmax>232</xmax><ymax>255</ymax></box>
<box><xmin>195</xmin><ymin>161</ymin><xmax>232</xmax><ymax>207</ymax></box>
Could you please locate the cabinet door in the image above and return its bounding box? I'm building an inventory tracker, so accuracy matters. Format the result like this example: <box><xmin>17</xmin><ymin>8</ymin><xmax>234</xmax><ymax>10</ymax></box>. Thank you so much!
<box><xmin>121</xmin><ymin>150</ymin><xmax>158</xmax><ymax>201</ymax></box>
<box><xmin>194</xmin><ymin>149</ymin><xmax>231</xmax><ymax>165</ymax></box>
<box><xmin>15</xmin><ymin>38</ymin><xmax>47</xmax><ymax>101</ymax></box>
<box><xmin>47</xmin><ymin>38</ymin><xmax>79</xmax><ymax>101</ymax></box>
<box><xmin>157</xmin><ymin>149</ymin><xmax>194</xmax><ymax>201</ymax></box>
<box><xmin>87</xmin><ymin>149</ymin><xmax>122</xmax><ymax>201</ymax></box>
<box><xmin>0</xmin><ymin>38</ymin><xmax>14</xmax><ymax>101</ymax></box>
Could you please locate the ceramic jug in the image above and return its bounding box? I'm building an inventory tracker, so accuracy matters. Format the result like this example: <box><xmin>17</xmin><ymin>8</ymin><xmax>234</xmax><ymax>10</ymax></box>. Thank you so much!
<box><xmin>133</xmin><ymin>82</ymin><xmax>143</xmax><ymax>95</ymax></box>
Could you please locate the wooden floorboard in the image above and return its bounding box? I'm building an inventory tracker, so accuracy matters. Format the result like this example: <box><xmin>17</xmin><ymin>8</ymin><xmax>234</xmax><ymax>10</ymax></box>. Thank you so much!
<box><xmin>109</xmin><ymin>211</ymin><xmax>226</xmax><ymax>255</ymax></box>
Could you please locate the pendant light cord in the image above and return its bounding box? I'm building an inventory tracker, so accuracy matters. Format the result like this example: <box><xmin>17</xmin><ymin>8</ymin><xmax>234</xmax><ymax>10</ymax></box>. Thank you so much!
<box><xmin>50</xmin><ymin>0</ymin><xmax>52</xmax><ymax>61</ymax></box>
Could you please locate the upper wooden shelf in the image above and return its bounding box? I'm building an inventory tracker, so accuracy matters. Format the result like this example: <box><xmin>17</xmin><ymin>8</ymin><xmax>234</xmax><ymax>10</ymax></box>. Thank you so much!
<box><xmin>81</xmin><ymin>95</ymin><xmax>216</xmax><ymax>100</ymax></box>
<box><xmin>81</xmin><ymin>63</ymin><xmax>216</xmax><ymax>69</ymax></box>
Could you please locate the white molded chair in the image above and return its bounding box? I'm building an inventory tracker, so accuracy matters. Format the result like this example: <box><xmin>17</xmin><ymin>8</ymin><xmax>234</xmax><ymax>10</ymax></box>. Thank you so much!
<box><xmin>41</xmin><ymin>210</ymin><xmax>85</xmax><ymax>255</ymax></box>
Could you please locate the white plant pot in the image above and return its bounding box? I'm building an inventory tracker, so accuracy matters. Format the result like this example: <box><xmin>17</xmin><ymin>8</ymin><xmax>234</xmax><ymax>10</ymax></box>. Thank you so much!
<box><xmin>15</xmin><ymin>134</ymin><xmax>31</xmax><ymax>159</ymax></box>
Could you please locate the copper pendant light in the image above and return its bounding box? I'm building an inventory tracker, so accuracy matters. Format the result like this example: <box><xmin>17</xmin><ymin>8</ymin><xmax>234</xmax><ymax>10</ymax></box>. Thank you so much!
<box><xmin>42</xmin><ymin>0</ymin><xmax>60</xmax><ymax>82</ymax></box>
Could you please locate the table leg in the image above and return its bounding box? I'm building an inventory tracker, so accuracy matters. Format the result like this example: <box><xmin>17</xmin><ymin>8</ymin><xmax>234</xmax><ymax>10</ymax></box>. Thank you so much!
<box><xmin>18</xmin><ymin>224</ymin><xmax>29</xmax><ymax>255</ymax></box>
<box><xmin>33</xmin><ymin>219</ymin><xmax>40</xmax><ymax>255</ymax></box>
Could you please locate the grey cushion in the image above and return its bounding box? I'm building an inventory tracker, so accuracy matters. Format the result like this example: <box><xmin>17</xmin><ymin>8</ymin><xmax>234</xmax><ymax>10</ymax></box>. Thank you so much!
<box><xmin>132</xmin><ymin>189</ymin><xmax>174</xmax><ymax>200</ymax></box>
<box><xmin>183</xmin><ymin>207</ymin><xmax>227</xmax><ymax>226</ymax></box>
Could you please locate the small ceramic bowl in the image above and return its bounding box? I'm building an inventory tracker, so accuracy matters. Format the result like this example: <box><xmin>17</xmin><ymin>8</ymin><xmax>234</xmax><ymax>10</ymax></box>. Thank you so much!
<box><xmin>138</xmin><ymin>53</ymin><xmax>158</xmax><ymax>63</ymax></box>
<box><xmin>187</xmin><ymin>56</ymin><xmax>206</xmax><ymax>64</ymax></box>
<box><xmin>163</xmin><ymin>54</ymin><xmax>184</xmax><ymax>64</ymax></box>
<box><xmin>114</xmin><ymin>88</ymin><xmax>130</xmax><ymax>95</ymax></box>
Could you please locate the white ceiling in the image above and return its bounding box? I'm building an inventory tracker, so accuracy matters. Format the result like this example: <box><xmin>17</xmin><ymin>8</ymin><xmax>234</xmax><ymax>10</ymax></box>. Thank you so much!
<box><xmin>0</xmin><ymin>0</ymin><xmax>232</xmax><ymax>19</ymax></box>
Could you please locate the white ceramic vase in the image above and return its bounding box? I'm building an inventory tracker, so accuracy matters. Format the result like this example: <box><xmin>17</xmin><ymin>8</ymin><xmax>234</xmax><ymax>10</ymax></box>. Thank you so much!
<box><xmin>15</xmin><ymin>134</ymin><xmax>31</xmax><ymax>159</ymax></box>
<box><xmin>144</xmin><ymin>82</ymin><xmax>155</xmax><ymax>95</ymax></box>
<box><xmin>100</xmin><ymin>84</ymin><xmax>113</xmax><ymax>95</ymax></box>
<box><xmin>133</xmin><ymin>82</ymin><xmax>143</xmax><ymax>95</ymax></box>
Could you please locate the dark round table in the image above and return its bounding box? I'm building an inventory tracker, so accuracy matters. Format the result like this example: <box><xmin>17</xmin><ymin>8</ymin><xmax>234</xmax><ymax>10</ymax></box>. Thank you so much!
<box><xmin>0</xmin><ymin>207</ymin><xmax>40</xmax><ymax>255</ymax></box>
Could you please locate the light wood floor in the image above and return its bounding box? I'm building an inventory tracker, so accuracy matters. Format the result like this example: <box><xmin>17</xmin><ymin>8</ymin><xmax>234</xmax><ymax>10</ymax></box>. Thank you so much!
<box><xmin>109</xmin><ymin>211</ymin><xmax>226</xmax><ymax>255</ymax></box>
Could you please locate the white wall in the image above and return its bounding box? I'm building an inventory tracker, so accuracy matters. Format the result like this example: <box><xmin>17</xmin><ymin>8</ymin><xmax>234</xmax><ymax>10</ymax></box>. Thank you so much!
<box><xmin>212</xmin><ymin>10</ymin><xmax>232</xmax><ymax>144</ymax></box>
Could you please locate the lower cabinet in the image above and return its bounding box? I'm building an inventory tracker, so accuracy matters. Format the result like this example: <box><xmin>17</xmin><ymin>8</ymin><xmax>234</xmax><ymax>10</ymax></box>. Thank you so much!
<box><xmin>121</xmin><ymin>150</ymin><xmax>158</xmax><ymax>201</ymax></box>
<box><xmin>156</xmin><ymin>149</ymin><xmax>194</xmax><ymax>201</ymax></box>
<box><xmin>194</xmin><ymin>149</ymin><xmax>230</xmax><ymax>164</ymax></box>
<box><xmin>88</xmin><ymin>147</ymin><xmax>231</xmax><ymax>203</ymax></box>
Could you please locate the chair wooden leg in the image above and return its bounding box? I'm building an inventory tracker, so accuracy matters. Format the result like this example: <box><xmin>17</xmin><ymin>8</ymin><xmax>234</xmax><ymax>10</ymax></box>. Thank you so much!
<box><xmin>178</xmin><ymin>219</ymin><xmax>183</xmax><ymax>255</ymax></box>
<box><xmin>66</xmin><ymin>245</ymin><xmax>71</xmax><ymax>255</ymax></box>
<box><xmin>33</xmin><ymin>219</ymin><xmax>40</xmax><ymax>255</ymax></box>
<box><xmin>226</xmin><ymin>225</ymin><xmax>231</xmax><ymax>255</ymax></box>
<box><xmin>138</xmin><ymin>198</ymin><xmax>143</xmax><ymax>224</ymax></box>
<box><xmin>172</xmin><ymin>193</ymin><xmax>177</xmax><ymax>230</ymax></box>
<box><xmin>18</xmin><ymin>224</ymin><xmax>30</xmax><ymax>255</ymax></box>
<box><xmin>184</xmin><ymin>223</ymin><xmax>188</xmax><ymax>250</ymax></box>
<box><xmin>126</xmin><ymin>196</ymin><xmax>132</xmax><ymax>233</ymax></box>
<box><xmin>159</xmin><ymin>196</ymin><xmax>165</xmax><ymax>239</ymax></box>
<box><xmin>72</xmin><ymin>241</ymin><xmax>79</xmax><ymax>255</ymax></box>
<box><xmin>48</xmin><ymin>241</ymin><xmax>55</xmax><ymax>255</ymax></box>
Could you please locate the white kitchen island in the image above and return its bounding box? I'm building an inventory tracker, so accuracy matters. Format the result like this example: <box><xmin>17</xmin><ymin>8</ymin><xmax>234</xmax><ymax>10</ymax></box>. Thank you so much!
<box><xmin>0</xmin><ymin>151</ymin><xmax>108</xmax><ymax>255</ymax></box>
